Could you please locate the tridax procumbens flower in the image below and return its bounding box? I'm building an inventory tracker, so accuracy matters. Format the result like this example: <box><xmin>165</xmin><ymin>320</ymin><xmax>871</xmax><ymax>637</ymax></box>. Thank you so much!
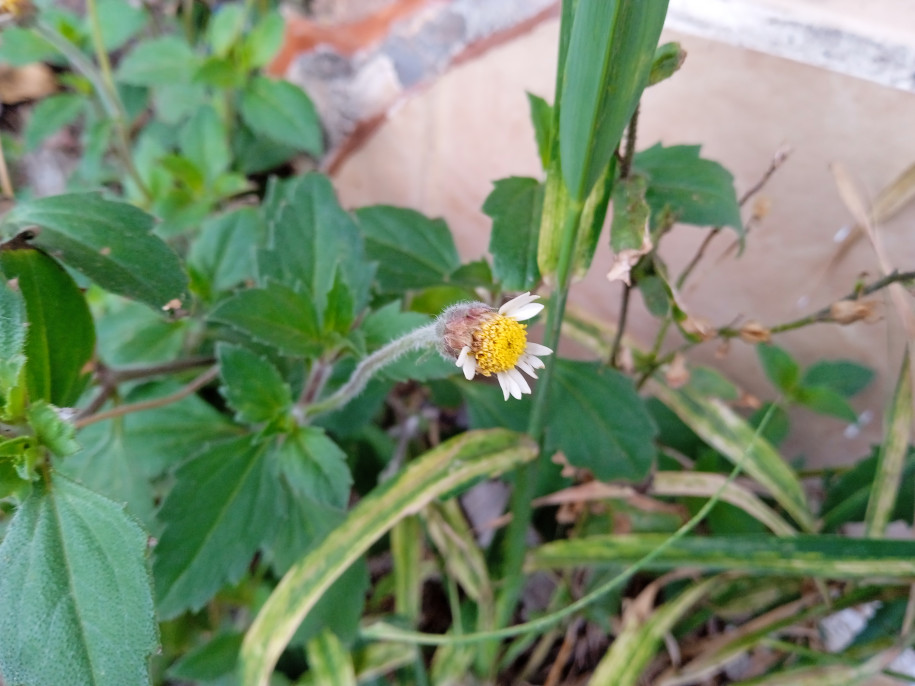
<box><xmin>436</xmin><ymin>292</ymin><xmax>553</xmax><ymax>400</ymax></box>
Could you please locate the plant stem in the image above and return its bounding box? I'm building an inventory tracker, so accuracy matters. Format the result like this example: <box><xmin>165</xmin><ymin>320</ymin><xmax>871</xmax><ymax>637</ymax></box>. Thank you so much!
<box><xmin>74</xmin><ymin>366</ymin><xmax>220</xmax><ymax>429</ymax></box>
<box><xmin>607</xmin><ymin>283</ymin><xmax>631</xmax><ymax>367</ymax></box>
<box><xmin>300</xmin><ymin>324</ymin><xmax>439</xmax><ymax>420</ymax></box>
<box><xmin>495</xmin><ymin>198</ymin><xmax>584</xmax><ymax>637</ymax></box>
<box><xmin>34</xmin><ymin>16</ymin><xmax>151</xmax><ymax>202</ymax></box>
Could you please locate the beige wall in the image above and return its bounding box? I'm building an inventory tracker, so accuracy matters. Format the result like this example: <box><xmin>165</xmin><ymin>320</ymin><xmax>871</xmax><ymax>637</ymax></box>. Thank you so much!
<box><xmin>332</xmin><ymin>18</ymin><xmax>915</xmax><ymax>468</ymax></box>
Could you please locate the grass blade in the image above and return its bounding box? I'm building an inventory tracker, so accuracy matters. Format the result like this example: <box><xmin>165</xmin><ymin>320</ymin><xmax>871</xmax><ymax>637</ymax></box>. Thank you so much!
<box><xmin>240</xmin><ymin>429</ymin><xmax>537</xmax><ymax>686</ymax></box>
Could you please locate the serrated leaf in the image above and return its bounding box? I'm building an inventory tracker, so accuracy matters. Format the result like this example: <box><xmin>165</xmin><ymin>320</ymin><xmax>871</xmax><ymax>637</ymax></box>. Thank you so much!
<box><xmin>24</xmin><ymin>93</ymin><xmax>85</xmax><ymax>151</ymax></box>
<box><xmin>356</xmin><ymin>205</ymin><xmax>460</xmax><ymax>293</ymax></box>
<box><xmin>0</xmin><ymin>276</ymin><xmax>26</xmax><ymax>397</ymax></box>
<box><xmin>217</xmin><ymin>343</ymin><xmax>292</xmax><ymax>425</ymax></box>
<box><xmin>0</xmin><ymin>474</ymin><xmax>157</xmax><ymax>686</ymax></box>
<box><xmin>526</xmin><ymin>93</ymin><xmax>553</xmax><ymax>168</ymax></box>
<box><xmin>277</xmin><ymin>426</ymin><xmax>352</xmax><ymax>509</ymax></box>
<box><xmin>757</xmin><ymin>343</ymin><xmax>800</xmax><ymax>394</ymax></box>
<box><xmin>240</xmin><ymin>76</ymin><xmax>323</xmax><ymax>156</ymax></box>
<box><xmin>116</xmin><ymin>35</ymin><xmax>199</xmax><ymax>85</ymax></box>
<box><xmin>260</xmin><ymin>174</ymin><xmax>371</xmax><ymax>318</ymax></box>
<box><xmin>633</xmin><ymin>144</ymin><xmax>743</xmax><ymax>233</ymax></box>
<box><xmin>0</xmin><ymin>247</ymin><xmax>94</xmax><ymax>407</ymax></box>
<box><xmin>3</xmin><ymin>193</ymin><xmax>187</xmax><ymax>308</ymax></box>
<box><xmin>559</xmin><ymin>0</ymin><xmax>669</xmax><ymax>201</ymax></box>
<box><xmin>188</xmin><ymin>207</ymin><xmax>264</xmax><ymax>298</ymax></box>
<box><xmin>242</xmin><ymin>430</ymin><xmax>537</xmax><ymax>684</ymax></box>
<box><xmin>209</xmin><ymin>281</ymin><xmax>323</xmax><ymax>357</ymax></box>
<box><xmin>545</xmin><ymin>360</ymin><xmax>658</xmax><ymax>482</ymax></box>
<box><xmin>72</xmin><ymin>382</ymin><xmax>240</xmax><ymax>486</ymax></box>
<box><xmin>484</xmin><ymin>177</ymin><xmax>543</xmax><ymax>291</ymax></box>
<box><xmin>802</xmin><ymin>360</ymin><xmax>875</xmax><ymax>397</ymax></box>
<box><xmin>154</xmin><ymin>436</ymin><xmax>279</xmax><ymax>619</ymax></box>
<box><xmin>96</xmin><ymin>300</ymin><xmax>186</xmax><ymax>366</ymax></box>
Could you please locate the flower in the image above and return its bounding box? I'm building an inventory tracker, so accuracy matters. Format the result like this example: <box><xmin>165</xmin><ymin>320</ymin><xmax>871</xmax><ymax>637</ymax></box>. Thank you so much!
<box><xmin>436</xmin><ymin>292</ymin><xmax>553</xmax><ymax>400</ymax></box>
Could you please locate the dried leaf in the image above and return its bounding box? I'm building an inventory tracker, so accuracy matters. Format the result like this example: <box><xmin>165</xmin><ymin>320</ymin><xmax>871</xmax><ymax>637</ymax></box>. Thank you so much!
<box><xmin>607</xmin><ymin>224</ymin><xmax>652</xmax><ymax>286</ymax></box>
<box><xmin>739</xmin><ymin>321</ymin><xmax>771</xmax><ymax>344</ymax></box>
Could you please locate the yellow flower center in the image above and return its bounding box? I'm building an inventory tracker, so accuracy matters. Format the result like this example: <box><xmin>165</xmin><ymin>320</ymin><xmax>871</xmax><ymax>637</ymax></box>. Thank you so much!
<box><xmin>473</xmin><ymin>315</ymin><xmax>527</xmax><ymax>375</ymax></box>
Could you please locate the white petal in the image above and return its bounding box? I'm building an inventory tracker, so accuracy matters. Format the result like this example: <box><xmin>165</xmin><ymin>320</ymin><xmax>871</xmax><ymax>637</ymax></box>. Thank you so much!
<box><xmin>508</xmin><ymin>368</ymin><xmax>531</xmax><ymax>395</ymax></box>
<box><xmin>500</xmin><ymin>371</ymin><xmax>523</xmax><ymax>400</ymax></box>
<box><xmin>499</xmin><ymin>292</ymin><xmax>538</xmax><ymax>316</ymax></box>
<box><xmin>461</xmin><ymin>358</ymin><xmax>477</xmax><ymax>380</ymax></box>
<box><xmin>496</xmin><ymin>372</ymin><xmax>511</xmax><ymax>401</ymax></box>
<box><xmin>521</xmin><ymin>353</ymin><xmax>545</xmax><ymax>370</ymax></box>
<box><xmin>456</xmin><ymin>346</ymin><xmax>471</xmax><ymax>367</ymax></box>
<box><xmin>525</xmin><ymin>341</ymin><xmax>553</xmax><ymax>356</ymax></box>
<box><xmin>508</xmin><ymin>302</ymin><xmax>544</xmax><ymax>322</ymax></box>
<box><xmin>515</xmin><ymin>358</ymin><xmax>538</xmax><ymax>378</ymax></box>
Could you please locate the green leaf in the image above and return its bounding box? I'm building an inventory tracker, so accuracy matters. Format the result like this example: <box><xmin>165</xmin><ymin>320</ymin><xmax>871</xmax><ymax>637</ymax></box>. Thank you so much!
<box><xmin>633</xmin><ymin>144</ymin><xmax>743</xmax><ymax>233</ymax></box>
<box><xmin>27</xmin><ymin>400</ymin><xmax>79</xmax><ymax>457</ymax></box>
<box><xmin>154</xmin><ymin>436</ymin><xmax>280</xmax><ymax>619</ymax></box>
<box><xmin>246</xmin><ymin>11</ymin><xmax>285</xmax><ymax>68</ymax></box>
<box><xmin>3</xmin><ymin>193</ymin><xmax>187</xmax><ymax>309</ymax></box>
<box><xmin>652</xmin><ymin>384</ymin><xmax>816</xmax><ymax>531</ymax></box>
<box><xmin>756</xmin><ymin>343</ymin><xmax>800</xmax><ymax>393</ymax></box>
<box><xmin>207</xmin><ymin>3</ymin><xmax>245</xmax><ymax>57</ymax></box>
<box><xmin>167</xmin><ymin>632</ymin><xmax>243</xmax><ymax>683</ymax></box>
<box><xmin>241</xmin><ymin>429</ymin><xmax>538</xmax><ymax>684</ymax></box>
<box><xmin>0</xmin><ymin>247</ymin><xmax>95</xmax><ymax>407</ymax></box>
<box><xmin>72</xmin><ymin>382</ymin><xmax>240</xmax><ymax>484</ymax></box>
<box><xmin>0</xmin><ymin>474</ymin><xmax>157</xmax><ymax>686</ymax></box>
<box><xmin>483</xmin><ymin>177</ymin><xmax>543</xmax><ymax>291</ymax></box>
<box><xmin>306</xmin><ymin>630</ymin><xmax>357</xmax><ymax>686</ymax></box>
<box><xmin>526</xmin><ymin>93</ymin><xmax>553</xmax><ymax>168</ymax></box>
<box><xmin>610</xmin><ymin>174</ymin><xmax>650</xmax><ymax>252</ymax></box>
<box><xmin>260</xmin><ymin>174</ymin><xmax>371</xmax><ymax>318</ymax></box>
<box><xmin>530</xmin><ymin>534</ymin><xmax>915</xmax><ymax>579</ymax></box>
<box><xmin>638</xmin><ymin>273</ymin><xmax>670</xmax><ymax>317</ymax></box>
<box><xmin>92</xmin><ymin>0</ymin><xmax>148</xmax><ymax>50</ymax></box>
<box><xmin>24</xmin><ymin>93</ymin><xmax>85</xmax><ymax>151</ymax></box>
<box><xmin>96</xmin><ymin>300</ymin><xmax>186</xmax><ymax>366</ymax></box>
<box><xmin>558</xmin><ymin>0</ymin><xmax>669</xmax><ymax>200</ymax></box>
<box><xmin>217</xmin><ymin>343</ymin><xmax>292</xmax><ymax>425</ymax></box>
<box><xmin>276</xmin><ymin>426</ymin><xmax>352</xmax><ymax>509</ymax></box>
<box><xmin>152</xmin><ymin>83</ymin><xmax>209</xmax><ymax>125</ymax></box>
<box><xmin>116</xmin><ymin>35</ymin><xmax>199</xmax><ymax>86</ymax></box>
<box><xmin>179</xmin><ymin>105</ymin><xmax>231</xmax><ymax>185</ymax></box>
<box><xmin>793</xmin><ymin>386</ymin><xmax>858</xmax><ymax>423</ymax></box>
<box><xmin>356</xmin><ymin>205</ymin><xmax>460</xmax><ymax>293</ymax></box>
<box><xmin>239</xmin><ymin>76</ymin><xmax>323</xmax><ymax>156</ymax></box>
<box><xmin>802</xmin><ymin>360</ymin><xmax>875</xmax><ymax>397</ymax></box>
<box><xmin>865</xmin><ymin>353</ymin><xmax>912</xmax><ymax>537</ymax></box>
<box><xmin>0</xmin><ymin>276</ymin><xmax>27</xmax><ymax>398</ymax></box>
<box><xmin>188</xmin><ymin>207</ymin><xmax>265</xmax><ymax>298</ymax></box>
<box><xmin>459</xmin><ymin>382</ymin><xmax>530</xmax><ymax>434</ymax></box>
<box><xmin>545</xmin><ymin>360</ymin><xmax>658</xmax><ymax>482</ymax></box>
<box><xmin>686</xmin><ymin>366</ymin><xmax>739</xmax><ymax>401</ymax></box>
<box><xmin>647</xmin><ymin>41</ymin><xmax>686</xmax><ymax>86</ymax></box>
<box><xmin>0</xmin><ymin>27</ymin><xmax>57</xmax><ymax>66</ymax></box>
<box><xmin>209</xmin><ymin>281</ymin><xmax>323</xmax><ymax>357</ymax></box>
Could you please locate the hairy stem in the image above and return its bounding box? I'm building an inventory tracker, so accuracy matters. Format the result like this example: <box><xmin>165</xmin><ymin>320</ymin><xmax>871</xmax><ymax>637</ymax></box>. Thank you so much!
<box><xmin>300</xmin><ymin>324</ymin><xmax>439</xmax><ymax>420</ymax></box>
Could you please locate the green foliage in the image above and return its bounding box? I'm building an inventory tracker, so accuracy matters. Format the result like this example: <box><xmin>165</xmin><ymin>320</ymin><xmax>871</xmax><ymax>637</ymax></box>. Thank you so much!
<box><xmin>483</xmin><ymin>177</ymin><xmax>543</xmax><ymax>291</ymax></box>
<box><xmin>0</xmin><ymin>475</ymin><xmax>157</xmax><ymax>686</ymax></box>
<box><xmin>1</xmin><ymin>0</ymin><xmax>908</xmax><ymax>683</ymax></box>
<box><xmin>633</xmin><ymin>143</ymin><xmax>743</xmax><ymax>233</ymax></box>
